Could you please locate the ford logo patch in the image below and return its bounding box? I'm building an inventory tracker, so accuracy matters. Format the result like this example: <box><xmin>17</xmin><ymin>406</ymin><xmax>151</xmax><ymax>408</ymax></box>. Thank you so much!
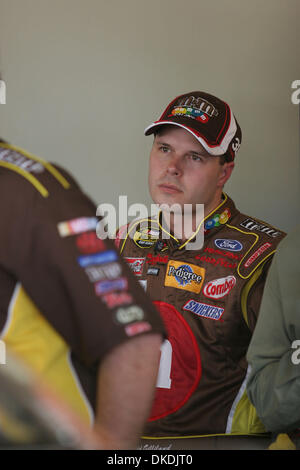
<box><xmin>214</xmin><ymin>239</ymin><xmax>243</xmax><ymax>252</ymax></box>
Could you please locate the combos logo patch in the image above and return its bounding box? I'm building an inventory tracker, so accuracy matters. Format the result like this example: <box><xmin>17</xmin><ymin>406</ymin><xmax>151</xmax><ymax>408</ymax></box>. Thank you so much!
<box><xmin>203</xmin><ymin>275</ymin><xmax>236</xmax><ymax>300</ymax></box>
<box><xmin>183</xmin><ymin>300</ymin><xmax>224</xmax><ymax>321</ymax></box>
<box><xmin>214</xmin><ymin>239</ymin><xmax>243</xmax><ymax>252</ymax></box>
<box><xmin>125</xmin><ymin>257</ymin><xmax>145</xmax><ymax>276</ymax></box>
<box><xmin>165</xmin><ymin>261</ymin><xmax>205</xmax><ymax>293</ymax></box>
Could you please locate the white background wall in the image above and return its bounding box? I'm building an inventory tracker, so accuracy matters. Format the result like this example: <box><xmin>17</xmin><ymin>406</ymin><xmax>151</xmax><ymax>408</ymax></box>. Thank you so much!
<box><xmin>0</xmin><ymin>0</ymin><xmax>299</xmax><ymax>232</ymax></box>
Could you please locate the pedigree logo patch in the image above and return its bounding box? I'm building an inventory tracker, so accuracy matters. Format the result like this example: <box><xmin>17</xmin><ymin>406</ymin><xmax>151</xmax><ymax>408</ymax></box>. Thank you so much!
<box><xmin>165</xmin><ymin>260</ymin><xmax>205</xmax><ymax>293</ymax></box>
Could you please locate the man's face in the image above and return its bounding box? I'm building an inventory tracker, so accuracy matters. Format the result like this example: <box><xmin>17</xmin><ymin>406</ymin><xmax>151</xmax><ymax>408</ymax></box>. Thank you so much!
<box><xmin>148</xmin><ymin>126</ymin><xmax>234</xmax><ymax>215</ymax></box>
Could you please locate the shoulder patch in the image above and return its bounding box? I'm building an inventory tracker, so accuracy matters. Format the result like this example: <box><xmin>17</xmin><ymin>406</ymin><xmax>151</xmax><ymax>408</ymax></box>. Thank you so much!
<box><xmin>0</xmin><ymin>143</ymin><xmax>70</xmax><ymax>197</ymax></box>
<box><xmin>226</xmin><ymin>215</ymin><xmax>286</xmax><ymax>279</ymax></box>
<box><xmin>119</xmin><ymin>218</ymin><xmax>160</xmax><ymax>254</ymax></box>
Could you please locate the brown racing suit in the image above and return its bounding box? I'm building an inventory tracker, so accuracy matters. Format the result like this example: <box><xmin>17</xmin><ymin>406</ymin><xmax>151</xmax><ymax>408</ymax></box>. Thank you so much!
<box><xmin>118</xmin><ymin>193</ymin><xmax>286</xmax><ymax>437</ymax></box>
<box><xmin>0</xmin><ymin>141</ymin><xmax>165</xmax><ymax>424</ymax></box>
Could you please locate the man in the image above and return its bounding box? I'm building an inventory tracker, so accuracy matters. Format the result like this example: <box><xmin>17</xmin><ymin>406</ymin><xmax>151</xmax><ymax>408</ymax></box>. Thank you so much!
<box><xmin>0</xmin><ymin>138</ymin><xmax>165</xmax><ymax>449</ymax></box>
<box><xmin>247</xmin><ymin>225</ymin><xmax>300</xmax><ymax>449</ymax></box>
<box><xmin>117</xmin><ymin>91</ymin><xmax>286</xmax><ymax>445</ymax></box>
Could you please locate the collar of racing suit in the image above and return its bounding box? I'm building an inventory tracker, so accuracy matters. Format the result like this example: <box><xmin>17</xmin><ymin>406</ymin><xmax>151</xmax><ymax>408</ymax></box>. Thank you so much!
<box><xmin>154</xmin><ymin>192</ymin><xmax>238</xmax><ymax>252</ymax></box>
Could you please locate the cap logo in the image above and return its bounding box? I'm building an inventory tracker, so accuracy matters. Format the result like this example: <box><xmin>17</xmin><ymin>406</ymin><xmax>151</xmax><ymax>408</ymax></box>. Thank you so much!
<box><xmin>232</xmin><ymin>137</ymin><xmax>241</xmax><ymax>154</ymax></box>
<box><xmin>175</xmin><ymin>95</ymin><xmax>219</xmax><ymax>117</ymax></box>
<box><xmin>170</xmin><ymin>106</ymin><xmax>209</xmax><ymax>123</ymax></box>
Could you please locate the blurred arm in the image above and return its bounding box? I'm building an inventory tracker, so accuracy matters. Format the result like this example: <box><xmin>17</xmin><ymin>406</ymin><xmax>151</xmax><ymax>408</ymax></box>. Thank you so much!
<box><xmin>94</xmin><ymin>333</ymin><xmax>162</xmax><ymax>449</ymax></box>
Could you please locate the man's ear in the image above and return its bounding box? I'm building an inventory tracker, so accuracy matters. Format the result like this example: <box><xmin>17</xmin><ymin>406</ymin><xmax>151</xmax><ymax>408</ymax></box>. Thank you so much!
<box><xmin>218</xmin><ymin>161</ymin><xmax>235</xmax><ymax>187</ymax></box>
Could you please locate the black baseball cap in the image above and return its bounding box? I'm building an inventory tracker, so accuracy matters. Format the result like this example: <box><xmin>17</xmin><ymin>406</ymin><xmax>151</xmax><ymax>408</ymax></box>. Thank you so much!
<box><xmin>144</xmin><ymin>91</ymin><xmax>242</xmax><ymax>161</ymax></box>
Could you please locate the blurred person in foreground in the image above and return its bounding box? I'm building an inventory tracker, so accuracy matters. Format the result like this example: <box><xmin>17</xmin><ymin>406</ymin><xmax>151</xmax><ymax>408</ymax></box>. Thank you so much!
<box><xmin>0</xmin><ymin>137</ymin><xmax>165</xmax><ymax>449</ymax></box>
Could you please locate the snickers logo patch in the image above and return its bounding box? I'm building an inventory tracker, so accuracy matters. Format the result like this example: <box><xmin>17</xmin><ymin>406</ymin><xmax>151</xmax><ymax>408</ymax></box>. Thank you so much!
<box><xmin>183</xmin><ymin>300</ymin><xmax>224</xmax><ymax>321</ymax></box>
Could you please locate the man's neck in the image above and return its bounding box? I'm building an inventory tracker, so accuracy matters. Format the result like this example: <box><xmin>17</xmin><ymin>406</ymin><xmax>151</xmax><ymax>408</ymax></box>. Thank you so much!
<box><xmin>160</xmin><ymin>196</ymin><xmax>223</xmax><ymax>242</ymax></box>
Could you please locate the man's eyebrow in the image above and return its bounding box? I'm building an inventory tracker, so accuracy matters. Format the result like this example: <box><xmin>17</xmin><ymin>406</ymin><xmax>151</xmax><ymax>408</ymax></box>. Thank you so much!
<box><xmin>188</xmin><ymin>149</ymin><xmax>208</xmax><ymax>156</ymax></box>
<box><xmin>154</xmin><ymin>139</ymin><xmax>209</xmax><ymax>157</ymax></box>
<box><xmin>154</xmin><ymin>139</ymin><xmax>171</xmax><ymax>146</ymax></box>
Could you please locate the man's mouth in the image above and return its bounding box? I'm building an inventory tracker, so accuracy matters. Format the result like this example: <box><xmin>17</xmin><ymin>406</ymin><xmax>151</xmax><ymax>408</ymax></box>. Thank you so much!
<box><xmin>158</xmin><ymin>183</ymin><xmax>182</xmax><ymax>194</ymax></box>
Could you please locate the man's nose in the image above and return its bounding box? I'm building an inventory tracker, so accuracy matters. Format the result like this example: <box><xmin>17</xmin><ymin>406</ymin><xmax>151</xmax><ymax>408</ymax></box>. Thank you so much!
<box><xmin>166</xmin><ymin>155</ymin><xmax>182</xmax><ymax>176</ymax></box>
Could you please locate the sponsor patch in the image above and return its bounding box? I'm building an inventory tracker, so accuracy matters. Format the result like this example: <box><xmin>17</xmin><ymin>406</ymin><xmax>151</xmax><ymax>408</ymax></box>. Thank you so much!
<box><xmin>170</xmin><ymin>106</ymin><xmax>209</xmax><ymax>123</ymax></box>
<box><xmin>244</xmin><ymin>242</ymin><xmax>272</xmax><ymax>268</ymax></box>
<box><xmin>203</xmin><ymin>275</ymin><xmax>236</xmax><ymax>299</ymax></box>
<box><xmin>205</xmin><ymin>209</ymin><xmax>231</xmax><ymax>231</ymax></box>
<box><xmin>153</xmin><ymin>240</ymin><xmax>168</xmax><ymax>252</ymax></box>
<box><xmin>147</xmin><ymin>267</ymin><xmax>160</xmax><ymax>276</ymax></box>
<box><xmin>214</xmin><ymin>239</ymin><xmax>243</xmax><ymax>252</ymax></box>
<box><xmin>102</xmin><ymin>292</ymin><xmax>133</xmax><ymax>309</ymax></box>
<box><xmin>146</xmin><ymin>254</ymin><xmax>169</xmax><ymax>265</ymax></box>
<box><xmin>115</xmin><ymin>306</ymin><xmax>145</xmax><ymax>324</ymax></box>
<box><xmin>78</xmin><ymin>250</ymin><xmax>118</xmax><ymax>268</ymax></box>
<box><xmin>0</xmin><ymin>148</ymin><xmax>45</xmax><ymax>174</ymax></box>
<box><xmin>125</xmin><ymin>321</ymin><xmax>152</xmax><ymax>337</ymax></box>
<box><xmin>165</xmin><ymin>261</ymin><xmax>205</xmax><ymax>293</ymax></box>
<box><xmin>240</xmin><ymin>218</ymin><xmax>282</xmax><ymax>238</ymax></box>
<box><xmin>76</xmin><ymin>232</ymin><xmax>106</xmax><ymax>254</ymax></box>
<box><xmin>204</xmin><ymin>246</ymin><xmax>242</xmax><ymax>260</ymax></box>
<box><xmin>174</xmin><ymin>95</ymin><xmax>218</xmax><ymax>118</ymax></box>
<box><xmin>94</xmin><ymin>277</ymin><xmax>128</xmax><ymax>296</ymax></box>
<box><xmin>58</xmin><ymin>217</ymin><xmax>98</xmax><ymax>238</ymax></box>
<box><xmin>124</xmin><ymin>257</ymin><xmax>145</xmax><ymax>276</ymax></box>
<box><xmin>133</xmin><ymin>228</ymin><xmax>158</xmax><ymax>249</ymax></box>
<box><xmin>195</xmin><ymin>254</ymin><xmax>237</xmax><ymax>269</ymax></box>
<box><xmin>139</xmin><ymin>280</ymin><xmax>147</xmax><ymax>291</ymax></box>
<box><xmin>183</xmin><ymin>300</ymin><xmax>224</xmax><ymax>321</ymax></box>
<box><xmin>85</xmin><ymin>263</ymin><xmax>122</xmax><ymax>282</ymax></box>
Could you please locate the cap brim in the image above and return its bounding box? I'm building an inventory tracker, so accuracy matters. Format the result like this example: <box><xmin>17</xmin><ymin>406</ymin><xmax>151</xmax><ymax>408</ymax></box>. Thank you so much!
<box><xmin>144</xmin><ymin>121</ymin><xmax>225</xmax><ymax>156</ymax></box>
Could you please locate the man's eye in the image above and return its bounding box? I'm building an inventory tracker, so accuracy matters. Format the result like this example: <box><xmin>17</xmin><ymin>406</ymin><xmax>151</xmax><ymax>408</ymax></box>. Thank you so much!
<box><xmin>160</xmin><ymin>146</ymin><xmax>170</xmax><ymax>153</ymax></box>
<box><xmin>190</xmin><ymin>154</ymin><xmax>202</xmax><ymax>161</ymax></box>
